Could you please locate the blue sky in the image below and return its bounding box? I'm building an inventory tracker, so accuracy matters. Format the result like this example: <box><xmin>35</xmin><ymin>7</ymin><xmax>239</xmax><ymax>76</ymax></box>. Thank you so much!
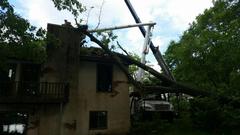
<box><xmin>9</xmin><ymin>0</ymin><xmax>212</xmax><ymax>70</ymax></box>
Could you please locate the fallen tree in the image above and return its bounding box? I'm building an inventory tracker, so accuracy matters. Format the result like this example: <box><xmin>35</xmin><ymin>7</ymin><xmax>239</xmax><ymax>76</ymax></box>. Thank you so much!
<box><xmin>78</xmin><ymin>27</ymin><xmax>240</xmax><ymax>109</ymax></box>
<box><xmin>82</xmin><ymin>29</ymin><xmax>212</xmax><ymax>97</ymax></box>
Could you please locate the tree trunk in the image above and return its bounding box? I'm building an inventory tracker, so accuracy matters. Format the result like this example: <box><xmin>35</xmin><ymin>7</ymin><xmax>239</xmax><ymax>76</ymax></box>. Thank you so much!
<box><xmin>82</xmin><ymin>30</ymin><xmax>211</xmax><ymax>97</ymax></box>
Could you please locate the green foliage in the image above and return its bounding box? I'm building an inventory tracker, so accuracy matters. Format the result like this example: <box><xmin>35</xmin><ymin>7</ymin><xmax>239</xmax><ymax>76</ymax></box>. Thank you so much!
<box><xmin>129</xmin><ymin>113</ymin><xmax>212</xmax><ymax>135</ymax></box>
<box><xmin>94</xmin><ymin>31</ymin><xmax>118</xmax><ymax>51</ymax></box>
<box><xmin>0</xmin><ymin>0</ymin><xmax>47</xmax><ymax>66</ymax></box>
<box><xmin>164</xmin><ymin>0</ymin><xmax>240</xmax><ymax>132</ymax></box>
<box><xmin>190</xmin><ymin>97</ymin><xmax>240</xmax><ymax>133</ymax></box>
<box><xmin>128</xmin><ymin>52</ymin><xmax>140</xmax><ymax>77</ymax></box>
<box><xmin>52</xmin><ymin>0</ymin><xmax>86</xmax><ymax>20</ymax></box>
<box><xmin>190</xmin><ymin>97</ymin><xmax>222</xmax><ymax>130</ymax></box>
<box><xmin>130</xmin><ymin>115</ymin><xmax>172</xmax><ymax>135</ymax></box>
<box><xmin>142</xmin><ymin>75</ymin><xmax>162</xmax><ymax>85</ymax></box>
<box><xmin>165</xmin><ymin>0</ymin><xmax>240</xmax><ymax>92</ymax></box>
<box><xmin>170</xmin><ymin>96</ymin><xmax>190</xmax><ymax>112</ymax></box>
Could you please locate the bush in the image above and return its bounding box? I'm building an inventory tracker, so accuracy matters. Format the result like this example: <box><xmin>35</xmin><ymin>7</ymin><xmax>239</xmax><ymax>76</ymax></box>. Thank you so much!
<box><xmin>190</xmin><ymin>97</ymin><xmax>240</xmax><ymax>134</ymax></box>
<box><xmin>129</xmin><ymin>114</ymin><xmax>171</xmax><ymax>135</ymax></box>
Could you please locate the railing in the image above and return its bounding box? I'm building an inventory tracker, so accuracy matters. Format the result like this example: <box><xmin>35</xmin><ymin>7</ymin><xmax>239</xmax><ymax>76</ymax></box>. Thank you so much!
<box><xmin>0</xmin><ymin>81</ymin><xmax>69</xmax><ymax>103</ymax></box>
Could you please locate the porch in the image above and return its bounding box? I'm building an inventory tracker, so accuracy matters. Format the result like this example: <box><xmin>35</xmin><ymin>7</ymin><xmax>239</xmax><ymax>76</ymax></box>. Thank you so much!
<box><xmin>0</xmin><ymin>81</ymin><xmax>69</xmax><ymax>104</ymax></box>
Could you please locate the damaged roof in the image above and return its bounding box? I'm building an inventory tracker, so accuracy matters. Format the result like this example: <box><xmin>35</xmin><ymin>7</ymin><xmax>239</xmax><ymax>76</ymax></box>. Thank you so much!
<box><xmin>79</xmin><ymin>47</ymin><xmax>130</xmax><ymax>65</ymax></box>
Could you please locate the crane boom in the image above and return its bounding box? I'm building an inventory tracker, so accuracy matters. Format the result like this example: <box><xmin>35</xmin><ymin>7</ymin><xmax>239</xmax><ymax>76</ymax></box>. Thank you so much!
<box><xmin>124</xmin><ymin>0</ymin><xmax>174</xmax><ymax>80</ymax></box>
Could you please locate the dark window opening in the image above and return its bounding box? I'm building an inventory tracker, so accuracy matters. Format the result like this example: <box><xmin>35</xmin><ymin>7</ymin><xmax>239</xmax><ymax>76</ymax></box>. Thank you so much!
<box><xmin>97</xmin><ymin>64</ymin><xmax>113</xmax><ymax>92</ymax></box>
<box><xmin>20</xmin><ymin>64</ymin><xmax>40</xmax><ymax>96</ymax></box>
<box><xmin>89</xmin><ymin>111</ymin><xmax>107</xmax><ymax>130</ymax></box>
<box><xmin>21</xmin><ymin>64</ymin><xmax>40</xmax><ymax>82</ymax></box>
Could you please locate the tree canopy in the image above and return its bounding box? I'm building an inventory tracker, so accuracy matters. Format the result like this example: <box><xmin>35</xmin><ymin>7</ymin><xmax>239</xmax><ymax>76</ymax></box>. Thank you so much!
<box><xmin>0</xmin><ymin>0</ymin><xmax>47</xmax><ymax>67</ymax></box>
<box><xmin>164</xmin><ymin>0</ymin><xmax>240</xmax><ymax>131</ymax></box>
<box><xmin>165</xmin><ymin>0</ymin><xmax>240</xmax><ymax>96</ymax></box>
<box><xmin>52</xmin><ymin>0</ymin><xmax>86</xmax><ymax>19</ymax></box>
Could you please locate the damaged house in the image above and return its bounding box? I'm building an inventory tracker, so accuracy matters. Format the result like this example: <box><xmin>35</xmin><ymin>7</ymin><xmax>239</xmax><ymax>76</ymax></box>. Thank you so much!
<box><xmin>0</xmin><ymin>24</ymin><xmax>130</xmax><ymax>135</ymax></box>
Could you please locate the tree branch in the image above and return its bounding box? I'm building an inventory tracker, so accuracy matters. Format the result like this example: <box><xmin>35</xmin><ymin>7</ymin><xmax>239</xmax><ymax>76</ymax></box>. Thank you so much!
<box><xmin>117</xmin><ymin>41</ymin><xmax>129</xmax><ymax>56</ymax></box>
<box><xmin>116</xmin><ymin>53</ymin><xmax>212</xmax><ymax>97</ymax></box>
<box><xmin>81</xmin><ymin>30</ymin><xmax>212</xmax><ymax>97</ymax></box>
<box><xmin>95</xmin><ymin>0</ymin><xmax>105</xmax><ymax>29</ymax></box>
<box><xmin>82</xmin><ymin>30</ymin><xmax>143</xmax><ymax>93</ymax></box>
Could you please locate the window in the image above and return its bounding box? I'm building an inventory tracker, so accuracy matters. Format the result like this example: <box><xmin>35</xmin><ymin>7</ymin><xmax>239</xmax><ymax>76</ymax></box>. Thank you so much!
<box><xmin>97</xmin><ymin>64</ymin><xmax>113</xmax><ymax>92</ymax></box>
<box><xmin>89</xmin><ymin>111</ymin><xmax>107</xmax><ymax>129</ymax></box>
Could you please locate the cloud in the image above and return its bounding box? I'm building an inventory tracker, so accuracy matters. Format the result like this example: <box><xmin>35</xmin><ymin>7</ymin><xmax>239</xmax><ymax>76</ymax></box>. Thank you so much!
<box><xmin>17</xmin><ymin>0</ymin><xmax>74</xmax><ymax>28</ymax></box>
<box><xmin>12</xmin><ymin>0</ymin><xmax>212</xmax><ymax>61</ymax></box>
<box><xmin>14</xmin><ymin>0</ymin><xmax>212</xmax><ymax>30</ymax></box>
<box><xmin>158</xmin><ymin>0</ymin><xmax>213</xmax><ymax>31</ymax></box>
<box><xmin>81</xmin><ymin>0</ymin><xmax>135</xmax><ymax>27</ymax></box>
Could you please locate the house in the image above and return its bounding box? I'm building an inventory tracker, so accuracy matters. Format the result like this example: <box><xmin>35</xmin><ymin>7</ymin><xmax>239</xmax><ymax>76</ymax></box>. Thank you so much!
<box><xmin>0</xmin><ymin>24</ymin><xmax>131</xmax><ymax>135</ymax></box>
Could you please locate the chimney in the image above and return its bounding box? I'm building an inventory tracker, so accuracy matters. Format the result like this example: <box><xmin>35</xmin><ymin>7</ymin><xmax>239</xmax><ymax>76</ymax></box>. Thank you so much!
<box><xmin>41</xmin><ymin>23</ymin><xmax>85</xmax><ymax>82</ymax></box>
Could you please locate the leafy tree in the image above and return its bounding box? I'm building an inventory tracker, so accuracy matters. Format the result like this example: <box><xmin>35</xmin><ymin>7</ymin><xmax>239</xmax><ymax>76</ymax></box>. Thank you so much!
<box><xmin>0</xmin><ymin>1</ymin><xmax>48</xmax><ymax>131</ymax></box>
<box><xmin>165</xmin><ymin>0</ymin><xmax>240</xmax><ymax>94</ymax></box>
<box><xmin>94</xmin><ymin>31</ymin><xmax>118</xmax><ymax>50</ymax></box>
<box><xmin>52</xmin><ymin>0</ymin><xmax>86</xmax><ymax>22</ymax></box>
<box><xmin>0</xmin><ymin>0</ymin><xmax>47</xmax><ymax>68</ymax></box>
<box><xmin>164</xmin><ymin>0</ymin><xmax>240</xmax><ymax>132</ymax></box>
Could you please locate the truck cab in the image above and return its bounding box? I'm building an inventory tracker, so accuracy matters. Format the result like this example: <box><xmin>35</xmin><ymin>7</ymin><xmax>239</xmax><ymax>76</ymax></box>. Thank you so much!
<box><xmin>137</xmin><ymin>95</ymin><xmax>176</xmax><ymax>122</ymax></box>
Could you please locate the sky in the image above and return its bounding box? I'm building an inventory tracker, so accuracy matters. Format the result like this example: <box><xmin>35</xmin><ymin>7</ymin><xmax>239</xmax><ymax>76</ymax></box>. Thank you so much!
<box><xmin>9</xmin><ymin>0</ymin><xmax>213</xmax><ymax>70</ymax></box>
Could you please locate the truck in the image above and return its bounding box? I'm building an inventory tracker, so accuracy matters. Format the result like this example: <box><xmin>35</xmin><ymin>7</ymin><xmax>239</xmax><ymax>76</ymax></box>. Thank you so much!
<box><xmin>137</xmin><ymin>95</ymin><xmax>176</xmax><ymax>122</ymax></box>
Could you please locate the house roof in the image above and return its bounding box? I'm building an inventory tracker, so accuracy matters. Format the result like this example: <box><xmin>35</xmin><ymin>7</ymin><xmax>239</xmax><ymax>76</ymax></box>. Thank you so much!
<box><xmin>79</xmin><ymin>47</ymin><xmax>130</xmax><ymax>65</ymax></box>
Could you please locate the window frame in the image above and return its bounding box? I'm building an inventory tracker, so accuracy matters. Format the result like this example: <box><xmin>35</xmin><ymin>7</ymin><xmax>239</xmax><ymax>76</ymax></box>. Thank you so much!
<box><xmin>89</xmin><ymin>111</ymin><xmax>108</xmax><ymax>130</ymax></box>
<box><xmin>96</xmin><ymin>63</ymin><xmax>113</xmax><ymax>92</ymax></box>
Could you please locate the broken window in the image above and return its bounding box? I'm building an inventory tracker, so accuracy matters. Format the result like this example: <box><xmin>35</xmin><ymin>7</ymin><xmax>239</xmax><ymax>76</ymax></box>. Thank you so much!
<box><xmin>89</xmin><ymin>111</ymin><xmax>107</xmax><ymax>129</ymax></box>
<box><xmin>97</xmin><ymin>63</ymin><xmax>113</xmax><ymax>92</ymax></box>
